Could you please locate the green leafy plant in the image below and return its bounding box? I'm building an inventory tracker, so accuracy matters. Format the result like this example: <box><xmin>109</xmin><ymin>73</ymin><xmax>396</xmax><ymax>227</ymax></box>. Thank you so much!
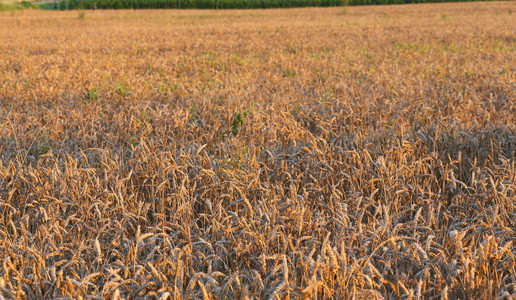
<box><xmin>231</xmin><ymin>109</ymin><xmax>250</xmax><ymax>134</ymax></box>
<box><xmin>129</xmin><ymin>136</ymin><xmax>138</xmax><ymax>147</ymax></box>
<box><xmin>189</xmin><ymin>104</ymin><xmax>200</xmax><ymax>121</ymax></box>
<box><xmin>116</xmin><ymin>81</ymin><xmax>127</xmax><ymax>98</ymax></box>
<box><xmin>158</xmin><ymin>83</ymin><xmax>169</xmax><ymax>94</ymax></box>
<box><xmin>85</xmin><ymin>86</ymin><xmax>98</xmax><ymax>103</ymax></box>
<box><xmin>282</xmin><ymin>69</ymin><xmax>296</xmax><ymax>78</ymax></box>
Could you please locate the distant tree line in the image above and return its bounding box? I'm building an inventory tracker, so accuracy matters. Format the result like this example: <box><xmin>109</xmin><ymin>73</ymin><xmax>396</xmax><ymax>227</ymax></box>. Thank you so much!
<box><xmin>59</xmin><ymin>0</ymin><xmax>493</xmax><ymax>9</ymax></box>
<box><xmin>0</xmin><ymin>1</ymin><xmax>39</xmax><ymax>11</ymax></box>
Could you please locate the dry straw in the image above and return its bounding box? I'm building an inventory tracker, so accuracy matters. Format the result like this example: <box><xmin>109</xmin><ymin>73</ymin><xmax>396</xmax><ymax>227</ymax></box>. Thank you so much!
<box><xmin>0</xmin><ymin>2</ymin><xmax>514</xmax><ymax>298</ymax></box>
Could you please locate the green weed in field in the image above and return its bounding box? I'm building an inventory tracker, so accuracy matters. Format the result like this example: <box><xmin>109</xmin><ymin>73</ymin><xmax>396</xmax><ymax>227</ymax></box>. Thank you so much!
<box><xmin>189</xmin><ymin>104</ymin><xmax>200</xmax><ymax>121</ymax></box>
<box><xmin>231</xmin><ymin>109</ymin><xmax>250</xmax><ymax>134</ymax></box>
<box><xmin>116</xmin><ymin>81</ymin><xmax>128</xmax><ymax>98</ymax></box>
<box><xmin>85</xmin><ymin>86</ymin><xmax>98</xmax><ymax>103</ymax></box>
<box><xmin>282</xmin><ymin>69</ymin><xmax>296</xmax><ymax>78</ymax></box>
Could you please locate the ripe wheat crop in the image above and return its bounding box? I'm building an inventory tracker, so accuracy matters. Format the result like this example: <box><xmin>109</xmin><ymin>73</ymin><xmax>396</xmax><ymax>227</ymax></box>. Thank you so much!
<box><xmin>0</xmin><ymin>2</ymin><xmax>515</xmax><ymax>298</ymax></box>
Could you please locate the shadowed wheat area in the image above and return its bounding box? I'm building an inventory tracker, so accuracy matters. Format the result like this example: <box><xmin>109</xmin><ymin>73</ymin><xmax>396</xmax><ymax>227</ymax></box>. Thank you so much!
<box><xmin>0</xmin><ymin>2</ymin><xmax>515</xmax><ymax>298</ymax></box>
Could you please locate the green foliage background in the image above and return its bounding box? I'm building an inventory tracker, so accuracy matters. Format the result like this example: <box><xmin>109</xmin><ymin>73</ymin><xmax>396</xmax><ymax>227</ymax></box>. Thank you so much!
<box><xmin>58</xmin><ymin>0</ymin><xmax>492</xmax><ymax>10</ymax></box>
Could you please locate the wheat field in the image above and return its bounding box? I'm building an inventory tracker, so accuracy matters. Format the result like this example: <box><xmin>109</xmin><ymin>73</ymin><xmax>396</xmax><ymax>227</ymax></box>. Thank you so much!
<box><xmin>0</xmin><ymin>2</ymin><xmax>515</xmax><ymax>299</ymax></box>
